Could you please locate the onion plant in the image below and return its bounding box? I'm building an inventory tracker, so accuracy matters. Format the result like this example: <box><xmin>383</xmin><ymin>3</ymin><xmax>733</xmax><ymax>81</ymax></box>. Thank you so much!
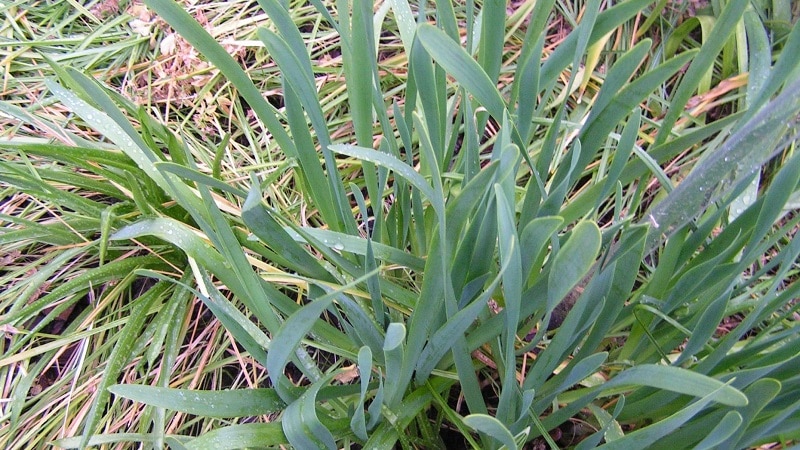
<box><xmin>2</xmin><ymin>0</ymin><xmax>800</xmax><ymax>448</ymax></box>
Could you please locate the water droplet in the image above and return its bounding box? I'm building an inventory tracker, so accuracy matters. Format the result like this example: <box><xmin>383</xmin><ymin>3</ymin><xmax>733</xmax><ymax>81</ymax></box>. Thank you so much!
<box><xmin>333</xmin><ymin>242</ymin><xmax>345</xmax><ymax>251</ymax></box>
<box><xmin>247</xmin><ymin>233</ymin><xmax>258</xmax><ymax>241</ymax></box>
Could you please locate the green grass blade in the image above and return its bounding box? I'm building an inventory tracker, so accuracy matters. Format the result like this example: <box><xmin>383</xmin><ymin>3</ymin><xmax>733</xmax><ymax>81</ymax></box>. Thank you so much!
<box><xmin>79</xmin><ymin>282</ymin><xmax>167</xmax><ymax>448</ymax></box>
<box><xmin>242</xmin><ymin>182</ymin><xmax>335</xmax><ymax>281</ymax></box>
<box><xmin>432</xmin><ymin>0</ymin><xmax>459</xmax><ymax>40</ymax></box>
<box><xmin>340</xmin><ymin>0</ymin><xmax>385</xmax><ymax>232</ymax></box>
<box><xmin>513</xmin><ymin>34</ymin><xmax>544</xmax><ymax>145</ymax></box>
<box><xmin>519</xmin><ymin>216</ymin><xmax>564</xmax><ymax>284</ymax></box>
<box><xmin>1</xmin><ymin>142</ymin><xmax>140</xmax><ymax>185</ymax></box>
<box><xmin>573</xmin><ymin>226</ymin><xmax>647</xmax><ymax>362</ymax></box>
<box><xmin>0</xmin><ymin>161</ymin><xmax>105</xmax><ymax>217</ymax></box>
<box><xmin>192</xmin><ymin>269</ymin><xmax>271</xmax><ymax>363</ymax></box>
<box><xmin>743</xmin><ymin>10</ymin><xmax>771</xmax><ymax>106</ymax></box>
<box><xmin>284</xmin><ymin>226</ymin><xmax>425</xmax><ymax>271</ymax></box>
<box><xmin>415</xmin><ymin>252</ymin><xmax>506</xmax><ymax>381</ymax></box>
<box><xmin>281</xmin><ymin>373</ymin><xmax>338</xmax><ymax>450</ymax></box>
<box><xmin>509</xmin><ymin>0</ymin><xmax>551</xmax><ymax>105</ymax></box>
<box><xmin>156</xmin><ymin>162</ymin><xmax>246</xmax><ymax>198</ymax></box>
<box><xmin>564</xmin><ymin>50</ymin><xmax>697</xmax><ymax>190</ymax></box>
<box><xmin>44</xmin><ymin>80</ymin><xmax>202</xmax><ymax>217</ymax></box>
<box><xmin>1</xmin><ymin>254</ymin><xmax>162</xmax><ymax>332</ymax></box>
<box><xmin>257</xmin><ymin>27</ymin><xmax>349</xmax><ymax>231</ymax></box>
<box><xmin>0</xmin><ymin>101</ymin><xmax>82</xmax><ymax>145</ymax></box>
<box><xmin>477</xmin><ymin>0</ymin><xmax>506</xmax><ymax>84</ymax></box>
<box><xmin>387</xmin><ymin>0</ymin><xmax>417</xmax><ymax>54</ymax></box>
<box><xmin>577</xmin><ymin>397</ymin><xmax>625</xmax><ymax>449</ymax></box>
<box><xmin>654</xmin><ymin>0</ymin><xmax>749</xmax><ymax>146</ymax></box>
<box><xmin>495</xmin><ymin>183</ymin><xmax>524</xmax><ymax>424</ymax></box>
<box><xmin>539</xmin><ymin>352</ymin><xmax>609</xmax><ymax>407</ymax></box>
<box><xmin>108</xmin><ymin>385</ymin><xmax>285</xmax><ymax>417</ymax></box>
<box><xmin>742</xmin><ymin>150</ymin><xmax>800</xmax><ymax>259</ymax></box>
<box><xmin>267</xmin><ymin>297</ymin><xmax>335</xmax><ymax>401</ymax></box>
<box><xmin>743</xmin><ymin>18</ymin><xmax>800</xmax><ymax>122</ymax></box>
<box><xmin>111</xmin><ymin>217</ymin><xmax>298</xmax><ymax>340</ymax></box>
<box><xmin>363</xmin><ymin>239</ymin><xmax>386</xmax><ymax>329</ymax></box>
<box><xmin>559</xmin><ymin>112</ymin><xmax>742</xmax><ymax>223</ymax></box>
<box><xmin>416</xmin><ymin>23</ymin><xmax>507</xmax><ymax>121</ymax></box>
<box><xmin>674</xmin><ymin>292</ymin><xmax>729</xmax><ymax>365</ymax></box>
<box><xmin>539</xmin><ymin>0</ymin><xmax>654</xmax><ymax>88</ymax></box>
<box><xmin>409</xmin><ymin>35</ymin><xmax>447</xmax><ymax>158</ymax></box>
<box><xmin>581</xmin><ymin>39</ymin><xmax>649</xmax><ymax>139</ymax></box>
<box><xmin>529</xmin><ymin>268</ymin><xmax>612</xmax><ymax>396</ymax></box>
<box><xmin>340</xmin><ymin>0</ymin><xmax>375</xmax><ymax>148</ymax></box>
<box><xmin>595</xmin><ymin>107</ymin><xmax>640</xmax><ymax>211</ymax></box>
<box><xmin>282</xmin><ymin>374</ymin><xmax>337</xmax><ymax>450</ymax></box>
<box><xmin>645</xmin><ymin>76</ymin><xmax>800</xmax><ymax>250</ymax></box>
<box><xmin>331</xmin><ymin>143</ymin><xmax>442</xmax><ymax>218</ymax></box>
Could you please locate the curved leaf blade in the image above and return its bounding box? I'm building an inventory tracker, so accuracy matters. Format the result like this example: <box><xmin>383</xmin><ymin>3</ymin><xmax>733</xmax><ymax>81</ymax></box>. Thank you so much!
<box><xmin>548</xmin><ymin>221</ymin><xmax>601</xmax><ymax>309</ymax></box>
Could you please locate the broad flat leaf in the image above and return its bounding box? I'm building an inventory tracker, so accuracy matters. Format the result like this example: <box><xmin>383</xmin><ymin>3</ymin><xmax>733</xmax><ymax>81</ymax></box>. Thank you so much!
<box><xmin>577</xmin><ymin>397</ymin><xmax>626</xmax><ymax>449</ymax></box>
<box><xmin>382</xmin><ymin>323</ymin><xmax>406</xmax><ymax>408</ymax></box>
<box><xmin>282</xmin><ymin>374</ymin><xmax>337</xmax><ymax>450</ymax></box>
<box><xmin>267</xmin><ymin>297</ymin><xmax>335</xmax><ymax>401</ymax></box>
<box><xmin>743</xmin><ymin>13</ymin><xmax>800</xmax><ymax>123</ymax></box>
<box><xmin>520</xmin><ymin>216</ymin><xmax>564</xmax><ymax>282</ymax></box>
<box><xmin>547</xmin><ymin>221</ymin><xmax>601</xmax><ymax>309</ymax></box>
<box><xmin>693</xmin><ymin>411</ymin><xmax>742</xmax><ymax>450</ymax></box>
<box><xmin>495</xmin><ymin>183</ymin><xmax>525</xmax><ymax>424</ymax></box>
<box><xmin>718</xmin><ymin>378</ymin><xmax>781</xmax><ymax>448</ymax></box>
<box><xmin>645</xmin><ymin>76</ymin><xmax>800</xmax><ymax>250</ymax></box>
<box><xmin>477</xmin><ymin>0</ymin><xmax>506</xmax><ymax>84</ymax></box>
<box><xmin>351</xmin><ymin>346</ymin><xmax>373</xmax><ymax>440</ymax></box>
<box><xmin>597</xmin><ymin>385</ymin><xmax>736</xmax><ymax>449</ymax></box>
<box><xmin>600</xmin><ymin>365</ymin><xmax>748</xmax><ymax>407</ymax></box>
<box><xmin>463</xmin><ymin>414</ymin><xmax>518</xmax><ymax>450</ymax></box>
